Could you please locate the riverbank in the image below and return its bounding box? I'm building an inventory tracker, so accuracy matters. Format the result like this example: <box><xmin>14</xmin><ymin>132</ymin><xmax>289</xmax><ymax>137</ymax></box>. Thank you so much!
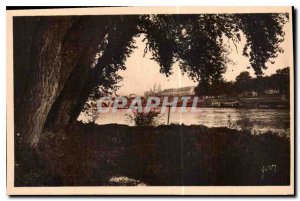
<box><xmin>15</xmin><ymin>123</ymin><xmax>290</xmax><ymax>186</ymax></box>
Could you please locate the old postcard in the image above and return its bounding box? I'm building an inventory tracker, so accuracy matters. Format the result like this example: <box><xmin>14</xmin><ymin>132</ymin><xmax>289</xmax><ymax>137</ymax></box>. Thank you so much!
<box><xmin>6</xmin><ymin>7</ymin><xmax>294</xmax><ymax>195</ymax></box>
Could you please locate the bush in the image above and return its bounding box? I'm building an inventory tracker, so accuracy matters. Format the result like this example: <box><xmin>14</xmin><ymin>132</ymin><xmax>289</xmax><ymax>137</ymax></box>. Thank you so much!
<box><xmin>236</xmin><ymin>117</ymin><xmax>255</xmax><ymax>132</ymax></box>
<box><xmin>126</xmin><ymin>109</ymin><xmax>161</xmax><ymax>127</ymax></box>
<box><xmin>227</xmin><ymin>115</ymin><xmax>255</xmax><ymax>133</ymax></box>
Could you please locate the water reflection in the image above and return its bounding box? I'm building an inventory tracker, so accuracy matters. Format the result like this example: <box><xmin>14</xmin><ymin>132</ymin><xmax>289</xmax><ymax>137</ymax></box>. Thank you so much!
<box><xmin>92</xmin><ymin>108</ymin><xmax>290</xmax><ymax>136</ymax></box>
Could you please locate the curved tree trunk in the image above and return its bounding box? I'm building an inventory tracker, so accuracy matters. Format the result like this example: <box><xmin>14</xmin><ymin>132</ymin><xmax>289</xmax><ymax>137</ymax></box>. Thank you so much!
<box><xmin>47</xmin><ymin>16</ymin><xmax>139</xmax><ymax>128</ymax></box>
<box><xmin>68</xmin><ymin>34</ymin><xmax>124</xmax><ymax>124</ymax></box>
<box><xmin>43</xmin><ymin>17</ymin><xmax>109</xmax><ymax>132</ymax></box>
<box><xmin>14</xmin><ymin>16</ymin><xmax>109</xmax><ymax>147</ymax></box>
<box><xmin>14</xmin><ymin>16</ymin><xmax>78</xmax><ymax>147</ymax></box>
<box><xmin>68</xmin><ymin>17</ymin><xmax>139</xmax><ymax>123</ymax></box>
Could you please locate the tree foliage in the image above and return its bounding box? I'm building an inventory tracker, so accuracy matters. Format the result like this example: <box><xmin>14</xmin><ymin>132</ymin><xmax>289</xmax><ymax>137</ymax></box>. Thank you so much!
<box><xmin>141</xmin><ymin>14</ymin><xmax>288</xmax><ymax>82</ymax></box>
<box><xmin>237</xmin><ymin>14</ymin><xmax>288</xmax><ymax>75</ymax></box>
<box><xmin>87</xmin><ymin>13</ymin><xmax>289</xmax><ymax>100</ymax></box>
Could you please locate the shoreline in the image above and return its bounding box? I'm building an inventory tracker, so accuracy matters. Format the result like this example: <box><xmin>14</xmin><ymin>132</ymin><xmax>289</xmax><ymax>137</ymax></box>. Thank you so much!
<box><xmin>15</xmin><ymin>123</ymin><xmax>290</xmax><ymax>186</ymax></box>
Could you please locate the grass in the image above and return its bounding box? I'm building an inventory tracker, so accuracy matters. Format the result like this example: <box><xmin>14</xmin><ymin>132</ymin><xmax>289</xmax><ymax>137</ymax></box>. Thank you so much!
<box><xmin>15</xmin><ymin>123</ymin><xmax>290</xmax><ymax>186</ymax></box>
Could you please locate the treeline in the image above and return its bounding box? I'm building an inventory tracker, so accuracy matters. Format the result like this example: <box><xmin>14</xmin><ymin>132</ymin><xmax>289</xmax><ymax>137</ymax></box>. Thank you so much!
<box><xmin>195</xmin><ymin>67</ymin><xmax>290</xmax><ymax>98</ymax></box>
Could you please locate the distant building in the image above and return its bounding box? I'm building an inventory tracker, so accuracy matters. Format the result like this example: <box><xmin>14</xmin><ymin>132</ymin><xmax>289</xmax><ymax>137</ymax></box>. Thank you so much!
<box><xmin>145</xmin><ymin>83</ymin><xmax>163</xmax><ymax>97</ymax></box>
<box><xmin>239</xmin><ymin>91</ymin><xmax>258</xmax><ymax>97</ymax></box>
<box><xmin>145</xmin><ymin>86</ymin><xmax>196</xmax><ymax>97</ymax></box>
<box><xmin>264</xmin><ymin>89</ymin><xmax>280</xmax><ymax>95</ymax></box>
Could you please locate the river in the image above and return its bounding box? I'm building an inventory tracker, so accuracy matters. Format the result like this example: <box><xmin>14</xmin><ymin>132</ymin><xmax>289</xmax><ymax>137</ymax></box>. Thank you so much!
<box><xmin>89</xmin><ymin>108</ymin><xmax>290</xmax><ymax>136</ymax></box>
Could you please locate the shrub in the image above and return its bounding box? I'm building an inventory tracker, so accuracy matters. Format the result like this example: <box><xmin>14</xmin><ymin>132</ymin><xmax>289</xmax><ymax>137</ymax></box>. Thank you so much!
<box><xmin>236</xmin><ymin>117</ymin><xmax>255</xmax><ymax>132</ymax></box>
<box><xmin>126</xmin><ymin>109</ymin><xmax>161</xmax><ymax>127</ymax></box>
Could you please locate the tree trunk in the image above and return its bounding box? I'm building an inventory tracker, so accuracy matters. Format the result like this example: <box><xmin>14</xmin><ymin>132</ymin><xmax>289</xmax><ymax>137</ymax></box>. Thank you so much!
<box><xmin>68</xmin><ymin>37</ymin><xmax>121</xmax><ymax>124</ymax></box>
<box><xmin>43</xmin><ymin>17</ymin><xmax>109</xmax><ymax>131</ymax></box>
<box><xmin>47</xmin><ymin>16</ymin><xmax>139</xmax><ymax>127</ymax></box>
<box><xmin>14</xmin><ymin>16</ymin><xmax>78</xmax><ymax>147</ymax></box>
<box><xmin>14</xmin><ymin>16</ymin><xmax>109</xmax><ymax>147</ymax></box>
<box><xmin>68</xmin><ymin>18</ymin><xmax>138</xmax><ymax>123</ymax></box>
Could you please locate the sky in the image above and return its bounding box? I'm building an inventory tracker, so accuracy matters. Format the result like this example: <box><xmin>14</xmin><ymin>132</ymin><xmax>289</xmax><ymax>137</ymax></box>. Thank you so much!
<box><xmin>116</xmin><ymin>23</ymin><xmax>291</xmax><ymax>96</ymax></box>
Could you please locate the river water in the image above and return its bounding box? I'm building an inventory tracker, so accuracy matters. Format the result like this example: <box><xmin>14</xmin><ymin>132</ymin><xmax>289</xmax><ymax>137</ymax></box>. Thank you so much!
<box><xmin>91</xmin><ymin>108</ymin><xmax>290</xmax><ymax>136</ymax></box>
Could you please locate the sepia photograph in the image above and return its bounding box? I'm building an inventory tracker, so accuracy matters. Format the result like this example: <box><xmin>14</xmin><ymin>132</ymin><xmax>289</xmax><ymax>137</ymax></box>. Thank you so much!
<box><xmin>6</xmin><ymin>7</ymin><xmax>294</xmax><ymax>195</ymax></box>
